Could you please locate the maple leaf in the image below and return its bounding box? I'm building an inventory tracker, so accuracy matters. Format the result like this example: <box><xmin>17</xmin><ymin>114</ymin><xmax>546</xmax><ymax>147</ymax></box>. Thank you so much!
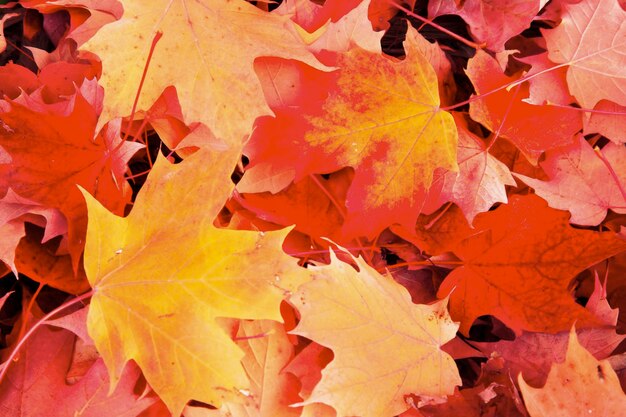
<box><xmin>0</xmin><ymin>84</ymin><xmax>141</xmax><ymax>268</ymax></box>
<box><xmin>253</xmin><ymin>53</ymin><xmax>337</xmax><ymax>114</ymax></box>
<box><xmin>291</xmin><ymin>254</ymin><xmax>460</xmax><ymax>417</ymax></box>
<box><xmin>80</xmin><ymin>0</ymin><xmax>325</xmax><ymax>146</ymax></box>
<box><xmin>475</xmin><ymin>275</ymin><xmax>625</xmax><ymax>386</ymax></box>
<box><xmin>591</xmin><ymin>250</ymin><xmax>626</xmax><ymax>332</ymax></box>
<box><xmin>515</xmin><ymin>136</ymin><xmax>626</xmax><ymax>226</ymax></box>
<box><xmin>426</xmin><ymin>114</ymin><xmax>516</xmax><ymax>223</ymax></box>
<box><xmin>408</xmin><ymin>388</ymin><xmax>480</xmax><ymax>417</ymax></box>
<box><xmin>542</xmin><ymin>0</ymin><xmax>626</xmax><ymax>109</ymax></box>
<box><xmin>409</xmin><ymin>32</ymin><xmax>457</xmax><ymax>107</ymax></box>
<box><xmin>0</xmin><ymin>222</ymin><xmax>22</xmax><ymax>277</ymax></box>
<box><xmin>0</xmin><ymin>190</ymin><xmax>67</xmax><ymax>247</ymax></box>
<box><xmin>47</xmin><ymin>305</ymin><xmax>94</xmax><ymax>345</ymax></box>
<box><xmin>518</xmin><ymin>328</ymin><xmax>626</xmax><ymax>417</ymax></box>
<box><xmin>247</xmin><ymin>28</ymin><xmax>458</xmax><ymax>238</ymax></box>
<box><xmin>467</xmin><ymin>50</ymin><xmax>581</xmax><ymax>163</ymax></box>
<box><xmin>82</xmin><ymin>135</ymin><xmax>312</xmax><ymax>415</ymax></box>
<box><xmin>236</xmin><ymin>161</ymin><xmax>296</xmax><ymax>195</ymax></box>
<box><xmin>438</xmin><ymin>194</ymin><xmax>626</xmax><ymax>335</ymax></box>
<box><xmin>281</xmin><ymin>341</ymin><xmax>336</xmax><ymax>417</ymax></box>
<box><xmin>284</xmin><ymin>342</ymin><xmax>333</xmax><ymax>401</ymax></box>
<box><xmin>129</xmin><ymin>86</ymin><xmax>191</xmax><ymax>153</ymax></box>
<box><xmin>0</xmin><ymin>60</ymin><xmax>100</xmax><ymax>104</ymax></box>
<box><xmin>0</xmin><ymin>64</ymin><xmax>39</xmax><ymax>99</ymax></box>
<box><xmin>0</xmin><ymin>325</ymin><xmax>155</xmax><ymax>417</ymax></box>
<box><xmin>308</xmin><ymin>30</ymin><xmax>458</xmax><ymax>237</ymax></box>
<box><xmin>6</xmin><ymin>0</ymin><xmax>626</xmax><ymax>413</ymax></box>
<box><xmin>36</xmin><ymin>62</ymin><xmax>101</xmax><ymax>102</ymax></box>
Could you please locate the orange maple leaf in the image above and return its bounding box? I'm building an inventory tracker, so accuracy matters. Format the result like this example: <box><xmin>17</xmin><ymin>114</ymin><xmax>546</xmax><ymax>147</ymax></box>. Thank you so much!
<box><xmin>0</xmin><ymin>85</ymin><xmax>141</xmax><ymax>269</ymax></box>
<box><xmin>439</xmin><ymin>194</ymin><xmax>626</xmax><ymax>335</ymax></box>
<box><xmin>467</xmin><ymin>50</ymin><xmax>581</xmax><ymax>163</ymax></box>
<box><xmin>475</xmin><ymin>275</ymin><xmax>625</xmax><ymax>386</ymax></box>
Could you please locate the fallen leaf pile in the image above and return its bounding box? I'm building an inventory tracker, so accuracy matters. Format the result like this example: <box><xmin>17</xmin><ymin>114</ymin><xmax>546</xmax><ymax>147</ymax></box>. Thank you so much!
<box><xmin>1</xmin><ymin>0</ymin><xmax>626</xmax><ymax>416</ymax></box>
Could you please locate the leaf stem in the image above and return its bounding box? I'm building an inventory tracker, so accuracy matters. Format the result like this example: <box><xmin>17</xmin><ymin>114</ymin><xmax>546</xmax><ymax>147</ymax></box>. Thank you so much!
<box><xmin>486</xmin><ymin>83</ymin><xmax>521</xmax><ymax>151</ymax></box>
<box><xmin>386</xmin><ymin>259</ymin><xmax>465</xmax><ymax>270</ymax></box>
<box><xmin>15</xmin><ymin>283</ymin><xmax>44</xmax><ymax>349</ymax></box>
<box><xmin>4</xmin><ymin>38</ymin><xmax>37</xmax><ymax>66</ymax></box>
<box><xmin>544</xmin><ymin>102</ymin><xmax>626</xmax><ymax>115</ymax></box>
<box><xmin>308</xmin><ymin>174</ymin><xmax>347</xmax><ymax>218</ymax></box>
<box><xmin>125</xmin><ymin>168</ymin><xmax>153</xmax><ymax>181</ymax></box>
<box><xmin>389</xmin><ymin>1</ymin><xmax>485</xmax><ymax>50</ymax></box>
<box><xmin>440</xmin><ymin>63</ymin><xmax>567</xmax><ymax>112</ymax></box>
<box><xmin>424</xmin><ymin>202</ymin><xmax>453</xmax><ymax>229</ymax></box>
<box><xmin>122</xmin><ymin>31</ymin><xmax>163</xmax><ymax>143</ymax></box>
<box><xmin>233</xmin><ymin>332</ymin><xmax>269</xmax><ymax>341</ymax></box>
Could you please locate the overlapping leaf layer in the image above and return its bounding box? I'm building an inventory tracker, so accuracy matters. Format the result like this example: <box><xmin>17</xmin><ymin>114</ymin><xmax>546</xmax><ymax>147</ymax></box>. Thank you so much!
<box><xmin>1</xmin><ymin>0</ymin><xmax>626</xmax><ymax>416</ymax></box>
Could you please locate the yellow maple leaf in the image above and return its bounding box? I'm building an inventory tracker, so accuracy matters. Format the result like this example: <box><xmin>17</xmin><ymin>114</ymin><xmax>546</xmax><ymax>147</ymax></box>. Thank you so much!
<box><xmin>307</xmin><ymin>28</ymin><xmax>457</xmax><ymax>236</ymax></box>
<box><xmin>81</xmin><ymin>0</ymin><xmax>325</xmax><ymax>145</ymax></box>
<box><xmin>82</xmin><ymin>128</ymin><xmax>312</xmax><ymax>415</ymax></box>
<box><xmin>291</xmin><ymin>254</ymin><xmax>460</xmax><ymax>417</ymax></box>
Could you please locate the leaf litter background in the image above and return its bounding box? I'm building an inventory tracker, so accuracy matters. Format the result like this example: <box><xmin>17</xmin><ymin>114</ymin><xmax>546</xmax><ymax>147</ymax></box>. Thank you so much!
<box><xmin>0</xmin><ymin>0</ymin><xmax>626</xmax><ymax>416</ymax></box>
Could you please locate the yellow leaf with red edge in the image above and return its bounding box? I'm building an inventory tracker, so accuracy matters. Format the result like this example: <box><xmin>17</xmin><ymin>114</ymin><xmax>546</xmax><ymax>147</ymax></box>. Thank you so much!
<box><xmin>291</xmin><ymin>254</ymin><xmax>460</xmax><ymax>417</ymax></box>
<box><xmin>306</xmin><ymin>29</ymin><xmax>457</xmax><ymax>237</ymax></box>
<box><xmin>246</xmin><ymin>28</ymin><xmax>458</xmax><ymax>238</ymax></box>
<box><xmin>80</xmin><ymin>0</ymin><xmax>325</xmax><ymax>145</ymax></box>
<box><xmin>83</xmin><ymin>129</ymin><xmax>312</xmax><ymax>416</ymax></box>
